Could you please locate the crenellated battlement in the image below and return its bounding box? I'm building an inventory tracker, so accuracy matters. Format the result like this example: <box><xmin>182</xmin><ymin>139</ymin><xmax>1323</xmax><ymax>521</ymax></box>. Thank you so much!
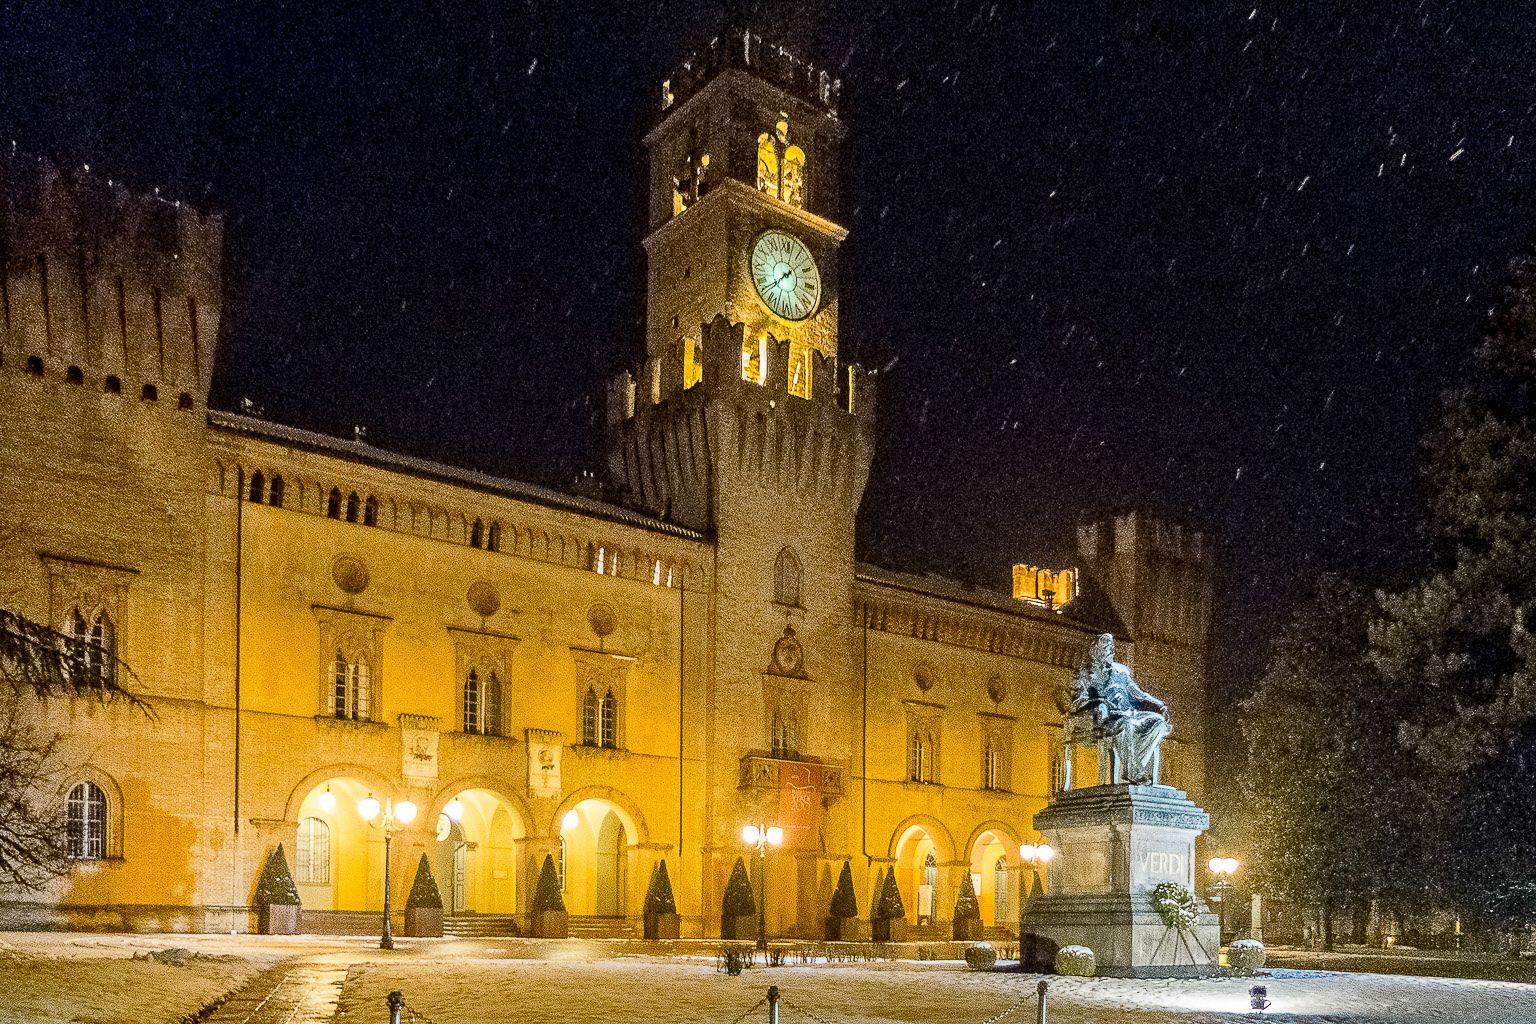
<box><xmin>0</xmin><ymin>149</ymin><xmax>224</xmax><ymax>409</ymax></box>
<box><xmin>606</xmin><ymin>314</ymin><xmax>875</xmax><ymax>531</ymax></box>
<box><xmin>1077</xmin><ymin>511</ymin><xmax>1209</xmax><ymax>568</ymax></box>
<box><xmin>660</xmin><ymin>29</ymin><xmax>841</xmax><ymax>119</ymax></box>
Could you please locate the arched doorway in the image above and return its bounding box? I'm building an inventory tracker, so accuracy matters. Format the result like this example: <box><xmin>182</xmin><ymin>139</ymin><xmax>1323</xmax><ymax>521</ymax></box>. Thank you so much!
<box><xmin>560</xmin><ymin>798</ymin><xmax>636</xmax><ymax>918</ymax></box>
<box><xmin>432</xmin><ymin>788</ymin><xmax>524</xmax><ymax>914</ymax></box>
<box><xmin>894</xmin><ymin>826</ymin><xmax>939</xmax><ymax>924</ymax></box>
<box><xmin>969</xmin><ymin>829</ymin><xmax>1014</xmax><ymax>928</ymax></box>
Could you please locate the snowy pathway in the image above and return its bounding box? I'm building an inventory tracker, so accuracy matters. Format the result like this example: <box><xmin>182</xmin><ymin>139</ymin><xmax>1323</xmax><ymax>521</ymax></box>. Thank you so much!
<box><xmin>206</xmin><ymin>962</ymin><xmax>349</xmax><ymax>1024</ymax></box>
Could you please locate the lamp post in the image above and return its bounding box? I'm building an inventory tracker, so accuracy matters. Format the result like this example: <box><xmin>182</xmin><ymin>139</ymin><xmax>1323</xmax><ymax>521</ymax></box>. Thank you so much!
<box><xmin>1208</xmin><ymin>856</ymin><xmax>1239</xmax><ymax>946</ymax></box>
<box><xmin>742</xmin><ymin>822</ymin><xmax>783</xmax><ymax>953</ymax></box>
<box><xmin>359</xmin><ymin>794</ymin><xmax>417</xmax><ymax>950</ymax></box>
<box><xmin>1019</xmin><ymin>842</ymin><xmax>1057</xmax><ymax>911</ymax></box>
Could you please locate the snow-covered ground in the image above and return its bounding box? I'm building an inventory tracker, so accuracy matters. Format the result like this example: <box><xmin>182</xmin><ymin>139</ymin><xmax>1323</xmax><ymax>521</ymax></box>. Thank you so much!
<box><xmin>4</xmin><ymin>933</ymin><xmax>1536</xmax><ymax>1024</ymax></box>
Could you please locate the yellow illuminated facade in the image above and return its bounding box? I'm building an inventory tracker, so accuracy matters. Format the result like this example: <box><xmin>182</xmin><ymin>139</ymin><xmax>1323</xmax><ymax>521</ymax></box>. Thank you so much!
<box><xmin>0</xmin><ymin>34</ymin><xmax>1212</xmax><ymax>937</ymax></box>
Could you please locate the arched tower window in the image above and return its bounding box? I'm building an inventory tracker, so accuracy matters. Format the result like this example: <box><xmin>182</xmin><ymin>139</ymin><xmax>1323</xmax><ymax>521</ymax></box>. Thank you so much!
<box><xmin>326</xmin><ymin>489</ymin><xmax>342</xmax><ymax>519</ymax></box>
<box><xmin>773</xmin><ymin>547</ymin><xmax>803</xmax><ymax>607</ymax></box>
<box><xmin>487</xmin><ymin>522</ymin><xmax>502</xmax><ymax>551</ymax></box>
<box><xmin>756</xmin><ymin>114</ymin><xmax>807</xmax><ymax>209</ymax></box>
<box><xmin>681</xmin><ymin>336</ymin><xmax>702</xmax><ymax>389</ymax></box>
<box><xmin>268</xmin><ymin>475</ymin><xmax>285</xmax><ymax>507</ymax></box>
<box><xmin>741</xmin><ymin>335</ymin><xmax>766</xmax><ymax>385</ymax></box>
<box><xmin>66</xmin><ymin>781</ymin><xmax>107</xmax><ymax>860</ymax></box>
<box><xmin>248</xmin><ymin>471</ymin><xmax>265</xmax><ymax>503</ymax></box>
<box><xmin>295</xmin><ymin>817</ymin><xmax>331</xmax><ymax>884</ymax></box>
<box><xmin>787</xmin><ymin>342</ymin><xmax>812</xmax><ymax>399</ymax></box>
<box><xmin>463</xmin><ymin>669</ymin><xmax>481</xmax><ymax>733</ymax></box>
<box><xmin>345</xmin><ymin>492</ymin><xmax>360</xmax><ymax>523</ymax></box>
<box><xmin>363</xmin><ymin>495</ymin><xmax>378</xmax><ymax>527</ymax></box>
<box><xmin>470</xmin><ymin>519</ymin><xmax>484</xmax><ymax>548</ymax></box>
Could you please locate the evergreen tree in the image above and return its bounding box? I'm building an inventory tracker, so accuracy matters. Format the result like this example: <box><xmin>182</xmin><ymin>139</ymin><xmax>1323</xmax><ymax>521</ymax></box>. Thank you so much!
<box><xmin>643</xmin><ymin>860</ymin><xmax>677</xmax><ymax>916</ymax></box>
<box><xmin>530</xmin><ymin>853</ymin><xmax>566</xmax><ymax>914</ymax></box>
<box><xmin>406</xmin><ymin>853</ymin><xmax>442</xmax><ymax>910</ymax></box>
<box><xmin>953</xmin><ymin>873</ymin><xmax>980</xmax><ymax>921</ymax></box>
<box><xmin>1373</xmin><ymin>250</ymin><xmax>1536</xmax><ymax>928</ymax></box>
<box><xmin>1239</xmin><ymin>577</ymin><xmax>1426</xmax><ymax>945</ymax></box>
<box><xmin>253</xmin><ymin>844</ymin><xmax>301</xmax><ymax>908</ymax></box>
<box><xmin>722</xmin><ymin>856</ymin><xmax>757</xmax><ymax>918</ymax></box>
<box><xmin>874</xmin><ymin>867</ymin><xmax>906</xmax><ymax>921</ymax></box>
<box><xmin>829</xmin><ymin>861</ymin><xmax>858</xmax><ymax>919</ymax></box>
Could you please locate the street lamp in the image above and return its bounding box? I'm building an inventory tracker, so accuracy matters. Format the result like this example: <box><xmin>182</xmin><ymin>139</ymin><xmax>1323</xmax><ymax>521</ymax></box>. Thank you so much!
<box><xmin>1208</xmin><ymin>856</ymin><xmax>1239</xmax><ymax>946</ymax></box>
<box><xmin>1019</xmin><ymin>842</ymin><xmax>1057</xmax><ymax>910</ymax></box>
<box><xmin>359</xmin><ymin>794</ymin><xmax>417</xmax><ymax>950</ymax></box>
<box><xmin>742</xmin><ymin>822</ymin><xmax>783</xmax><ymax>952</ymax></box>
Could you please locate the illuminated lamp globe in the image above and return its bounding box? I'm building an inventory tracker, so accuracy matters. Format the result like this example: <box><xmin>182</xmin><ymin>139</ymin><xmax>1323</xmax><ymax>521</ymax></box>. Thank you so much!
<box><xmin>1020</xmin><ymin>844</ymin><xmax>1037</xmax><ymax>862</ymax></box>
<box><xmin>1037</xmin><ymin>844</ymin><xmax>1057</xmax><ymax>864</ymax></box>
<box><xmin>396</xmin><ymin>800</ymin><xmax>417</xmax><ymax>825</ymax></box>
<box><xmin>765</xmin><ymin>826</ymin><xmax>784</xmax><ymax>846</ymax></box>
<box><xmin>562</xmin><ymin>810</ymin><xmax>580</xmax><ymax>832</ymax></box>
<box><xmin>445</xmin><ymin>798</ymin><xmax>464</xmax><ymax>822</ymax></box>
<box><xmin>358</xmin><ymin>795</ymin><xmax>381</xmax><ymax>822</ymax></box>
<box><xmin>742</xmin><ymin>824</ymin><xmax>761</xmax><ymax>846</ymax></box>
<box><xmin>317</xmin><ymin>786</ymin><xmax>337</xmax><ymax>813</ymax></box>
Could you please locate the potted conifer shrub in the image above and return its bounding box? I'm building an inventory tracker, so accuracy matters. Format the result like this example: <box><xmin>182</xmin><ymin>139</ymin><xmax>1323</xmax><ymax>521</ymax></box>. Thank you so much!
<box><xmin>253</xmin><ymin>844</ymin><xmax>301</xmax><ymax>935</ymax></box>
<box><xmin>871</xmin><ymin>867</ymin><xmax>908</xmax><ymax>943</ymax></box>
<box><xmin>720</xmin><ymin>857</ymin><xmax>758</xmax><ymax>940</ymax></box>
<box><xmin>643</xmin><ymin>860</ymin><xmax>681</xmax><ymax>939</ymax></box>
<box><xmin>528</xmin><ymin>853</ymin><xmax>569</xmax><ymax>938</ymax></box>
<box><xmin>404</xmin><ymin>853</ymin><xmax>444</xmax><ymax>937</ymax></box>
<box><xmin>826</xmin><ymin>861</ymin><xmax>868</xmax><ymax>942</ymax></box>
<box><xmin>953</xmin><ymin>874</ymin><xmax>983</xmax><ymax>941</ymax></box>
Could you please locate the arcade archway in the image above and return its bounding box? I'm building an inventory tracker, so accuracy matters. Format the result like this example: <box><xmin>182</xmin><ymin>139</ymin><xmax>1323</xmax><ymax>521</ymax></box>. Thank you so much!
<box><xmin>559</xmin><ymin>798</ymin><xmax>637</xmax><ymax>917</ymax></box>
<box><xmin>291</xmin><ymin>776</ymin><xmax>377</xmax><ymax>912</ymax></box>
<box><xmin>968</xmin><ymin>828</ymin><xmax>1016</xmax><ymax>928</ymax></box>
<box><xmin>431</xmin><ymin>788</ymin><xmax>525</xmax><ymax>914</ymax></box>
<box><xmin>894</xmin><ymin>825</ymin><xmax>941</xmax><ymax>924</ymax></box>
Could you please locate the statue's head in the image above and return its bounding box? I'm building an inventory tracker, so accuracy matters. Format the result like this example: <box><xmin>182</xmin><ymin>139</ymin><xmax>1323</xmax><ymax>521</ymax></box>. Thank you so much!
<box><xmin>1089</xmin><ymin>633</ymin><xmax>1115</xmax><ymax>669</ymax></box>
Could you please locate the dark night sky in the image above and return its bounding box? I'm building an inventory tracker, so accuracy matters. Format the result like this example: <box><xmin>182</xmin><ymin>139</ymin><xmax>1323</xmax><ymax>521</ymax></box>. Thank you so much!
<box><xmin>6</xmin><ymin>2</ymin><xmax>1536</xmax><ymax>706</ymax></box>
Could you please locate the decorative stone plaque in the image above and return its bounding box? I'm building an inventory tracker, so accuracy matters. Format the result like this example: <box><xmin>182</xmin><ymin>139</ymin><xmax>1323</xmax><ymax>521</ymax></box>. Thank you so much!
<box><xmin>527</xmin><ymin>728</ymin><xmax>562</xmax><ymax>797</ymax></box>
<box><xmin>399</xmin><ymin>714</ymin><xmax>440</xmax><ymax>781</ymax></box>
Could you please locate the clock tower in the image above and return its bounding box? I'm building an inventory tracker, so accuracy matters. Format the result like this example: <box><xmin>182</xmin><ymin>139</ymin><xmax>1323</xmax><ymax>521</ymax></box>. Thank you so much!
<box><xmin>607</xmin><ymin>31</ymin><xmax>877</xmax><ymax>937</ymax></box>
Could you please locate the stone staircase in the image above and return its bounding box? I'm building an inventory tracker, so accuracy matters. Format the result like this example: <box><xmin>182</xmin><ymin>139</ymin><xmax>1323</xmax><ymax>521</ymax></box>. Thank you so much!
<box><xmin>568</xmin><ymin>915</ymin><xmax>636</xmax><ymax>939</ymax></box>
<box><xmin>443</xmin><ymin>913</ymin><xmax>522</xmax><ymax>938</ymax></box>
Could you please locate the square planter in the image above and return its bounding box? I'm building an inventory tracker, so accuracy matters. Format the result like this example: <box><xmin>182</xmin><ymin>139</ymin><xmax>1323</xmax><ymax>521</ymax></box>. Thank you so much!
<box><xmin>529</xmin><ymin>909</ymin><xmax>569</xmax><ymax>938</ymax></box>
<box><xmin>645</xmin><ymin>912</ymin><xmax>681</xmax><ymax>940</ymax></box>
<box><xmin>827</xmin><ymin>917</ymin><xmax>870</xmax><ymax>942</ymax></box>
<box><xmin>257</xmin><ymin>904</ymin><xmax>299</xmax><ymax>935</ymax></box>
<box><xmin>405</xmin><ymin>906</ymin><xmax>443</xmax><ymax>938</ymax></box>
<box><xmin>721</xmin><ymin>914</ymin><xmax>758</xmax><ymax>941</ymax></box>
<box><xmin>872</xmin><ymin>918</ymin><xmax>908</xmax><ymax>943</ymax></box>
<box><xmin>953</xmin><ymin>918</ymin><xmax>983</xmax><ymax>941</ymax></box>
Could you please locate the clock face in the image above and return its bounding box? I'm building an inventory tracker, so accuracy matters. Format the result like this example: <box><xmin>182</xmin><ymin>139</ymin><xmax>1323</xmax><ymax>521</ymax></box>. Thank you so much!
<box><xmin>750</xmin><ymin>230</ymin><xmax>821</xmax><ymax>321</ymax></box>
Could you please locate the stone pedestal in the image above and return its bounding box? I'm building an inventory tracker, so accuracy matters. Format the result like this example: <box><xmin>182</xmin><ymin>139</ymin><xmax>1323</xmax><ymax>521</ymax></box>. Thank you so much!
<box><xmin>1020</xmin><ymin>784</ymin><xmax>1219</xmax><ymax>977</ymax></box>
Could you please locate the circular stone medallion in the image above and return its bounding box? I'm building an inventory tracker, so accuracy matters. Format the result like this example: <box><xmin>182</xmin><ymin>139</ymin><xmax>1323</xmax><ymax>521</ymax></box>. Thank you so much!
<box><xmin>467</xmin><ymin>581</ymin><xmax>501</xmax><ymax>618</ymax></box>
<box><xmin>331</xmin><ymin>555</ymin><xmax>370</xmax><ymax>595</ymax></box>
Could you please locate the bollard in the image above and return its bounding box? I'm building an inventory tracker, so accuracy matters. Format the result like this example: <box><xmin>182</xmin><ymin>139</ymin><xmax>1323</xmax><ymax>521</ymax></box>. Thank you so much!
<box><xmin>387</xmin><ymin>990</ymin><xmax>404</xmax><ymax>1024</ymax></box>
<box><xmin>767</xmin><ymin>985</ymin><xmax>780</xmax><ymax>1024</ymax></box>
<box><xmin>1036</xmin><ymin>978</ymin><xmax>1048</xmax><ymax>1024</ymax></box>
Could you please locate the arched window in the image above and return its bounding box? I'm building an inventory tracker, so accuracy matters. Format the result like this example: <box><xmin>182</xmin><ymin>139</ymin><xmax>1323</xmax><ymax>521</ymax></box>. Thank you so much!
<box><xmin>463</xmin><ymin>669</ymin><xmax>481</xmax><ymax>733</ymax></box>
<box><xmin>923</xmin><ymin>851</ymin><xmax>938</xmax><ymax>891</ymax></box>
<box><xmin>330</xmin><ymin>650</ymin><xmax>371</xmax><ymax>721</ymax></box>
<box><xmin>599</xmin><ymin>689</ymin><xmax>617</xmax><ymax>748</ymax></box>
<box><xmin>470</xmin><ymin>519</ymin><xmax>484</xmax><ymax>548</ymax></box>
<box><xmin>993</xmin><ymin>858</ymin><xmax>1009</xmax><ymax>925</ymax></box>
<box><xmin>345</xmin><ymin>492</ymin><xmax>360</xmax><ymax>523</ymax></box>
<box><xmin>248</xmin><ymin>471</ymin><xmax>265</xmax><ymax>503</ymax></box>
<box><xmin>66</xmin><ymin>781</ymin><xmax>107</xmax><ymax>860</ymax></box>
<box><xmin>909</xmin><ymin>729</ymin><xmax>934</xmax><ymax>783</ymax></box>
<box><xmin>484</xmin><ymin>672</ymin><xmax>503</xmax><ymax>736</ymax></box>
<box><xmin>65</xmin><ymin>608</ymin><xmax>116</xmax><ymax>689</ymax></box>
<box><xmin>983</xmin><ymin>742</ymin><xmax>1001</xmax><ymax>791</ymax></box>
<box><xmin>781</xmin><ymin>145</ymin><xmax>806</xmax><ymax>208</ymax></box>
<box><xmin>681</xmin><ymin>337</ymin><xmax>702</xmax><ymax>389</ymax></box>
<box><xmin>295</xmin><ymin>817</ymin><xmax>330</xmax><ymax>884</ymax></box>
<box><xmin>487</xmin><ymin>522</ymin><xmax>502</xmax><ymax>551</ymax></box>
<box><xmin>326</xmin><ymin>488</ymin><xmax>342</xmax><ymax>519</ymax></box>
<box><xmin>363</xmin><ymin>495</ymin><xmax>378</xmax><ymax>527</ymax></box>
<box><xmin>773</xmin><ymin>547</ymin><xmax>802</xmax><ymax>607</ymax></box>
<box><xmin>269</xmin><ymin>475</ymin><xmax>284</xmax><ymax>507</ymax></box>
<box><xmin>582</xmin><ymin>687</ymin><xmax>599</xmax><ymax>746</ymax></box>
<box><xmin>741</xmin><ymin>335</ymin><xmax>766</xmax><ymax>384</ymax></box>
<box><xmin>771</xmin><ymin>710</ymin><xmax>798</xmax><ymax>760</ymax></box>
<box><xmin>756</xmin><ymin>133</ymin><xmax>779</xmax><ymax>196</ymax></box>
